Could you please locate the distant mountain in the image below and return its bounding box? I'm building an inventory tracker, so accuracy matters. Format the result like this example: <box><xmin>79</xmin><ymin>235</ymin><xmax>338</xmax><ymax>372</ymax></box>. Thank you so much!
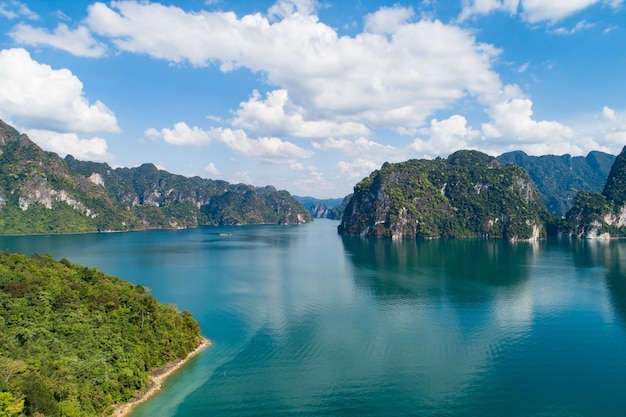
<box><xmin>0</xmin><ymin>120</ymin><xmax>311</xmax><ymax>235</ymax></box>
<box><xmin>498</xmin><ymin>150</ymin><xmax>615</xmax><ymax>217</ymax></box>
<box><xmin>338</xmin><ymin>150</ymin><xmax>551</xmax><ymax>240</ymax></box>
<box><xmin>565</xmin><ymin>145</ymin><xmax>626</xmax><ymax>238</ymax></box>
<box><xmin>293</xmin><ymin>195</ymin><xmax>349</xmax><ymax>220</ymax></box>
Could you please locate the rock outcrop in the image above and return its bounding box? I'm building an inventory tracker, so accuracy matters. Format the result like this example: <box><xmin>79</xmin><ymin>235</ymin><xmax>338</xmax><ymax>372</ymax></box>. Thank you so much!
<box><xmin>338</xmin><ymin>150</ymin><xmax>550</xmax><ymax>240</ymax></box>
<box><xmin>0</xmin><ymin>119</ymin><xmax>311</xmax><ymax>234</ymax></box>
<box><xmin>566</xmin><ymin>145</ymin><xmax>626</xmax><ymax>238</ymax></box>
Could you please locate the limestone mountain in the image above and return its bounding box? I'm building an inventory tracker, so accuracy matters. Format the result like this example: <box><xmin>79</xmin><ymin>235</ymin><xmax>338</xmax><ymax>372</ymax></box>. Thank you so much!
<box><xmin>0</xmin><ymin>120</ymin><xmax>311</xmax><ymax>235</ymax></box>
<box><xmin>498</xmin><ymin>150</ymin><xmax>615</xmax><ymax>217</ymax></box>
<box><xmin>293</xmin><ymin>195</ymin><xmax>350</xmax><ymax>220</ymax></box>
<box><xmin>338</xmin><ymin>150</ymin><xmax>551</xmax><ymax>240</ymax></box>
<box><xmin>565</xmin><ymin>145</ymin><xmax>626</xmax><ymax>238</ymax></box>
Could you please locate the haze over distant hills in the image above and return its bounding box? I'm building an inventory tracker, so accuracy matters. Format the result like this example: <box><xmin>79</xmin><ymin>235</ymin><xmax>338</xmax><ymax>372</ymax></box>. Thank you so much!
<box><xmin>497</xmin><ymin>150</ymin><xmax>615</xmax><ymax>217</ymax></box>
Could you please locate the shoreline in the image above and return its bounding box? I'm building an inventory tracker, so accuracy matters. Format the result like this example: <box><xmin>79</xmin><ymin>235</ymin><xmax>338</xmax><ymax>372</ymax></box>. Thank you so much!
<box><xmin>111</xmin><ymin>337</ymin><xmax>211</xmax><ymax>417</ymax></box>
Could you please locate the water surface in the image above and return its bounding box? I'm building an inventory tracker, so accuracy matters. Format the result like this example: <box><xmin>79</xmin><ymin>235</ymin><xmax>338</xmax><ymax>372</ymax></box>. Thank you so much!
<box><xmin>2</xmin><ymin>220</ymin><xmax>626</xmax><ymax>416</ymax></box>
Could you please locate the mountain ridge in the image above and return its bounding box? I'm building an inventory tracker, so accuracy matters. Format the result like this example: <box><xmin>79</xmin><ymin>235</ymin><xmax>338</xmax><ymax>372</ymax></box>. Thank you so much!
<box><xmin>0</xmin><ymin>120</ymin><xmax>311</xmax><ymax>235</ymax></box>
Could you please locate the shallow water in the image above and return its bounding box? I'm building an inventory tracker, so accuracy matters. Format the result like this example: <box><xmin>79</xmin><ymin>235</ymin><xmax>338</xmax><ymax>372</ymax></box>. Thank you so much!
<box><xmin>2</xmin><ymin>220</ymin><xmax>626</xmax><ymax>416</ymax></box>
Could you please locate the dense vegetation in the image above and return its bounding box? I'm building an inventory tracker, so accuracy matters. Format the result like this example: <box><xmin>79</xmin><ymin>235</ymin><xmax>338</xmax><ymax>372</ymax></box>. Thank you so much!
<box><xmin>565</xmin><ymin>145</ymin><xmax>626</xmax><ymax>237</ymax></box>
<box><xmin>0</xmin><ymin>119</ymin><xmax>311</xmax><ymax>235</ymax></box>
<box><xmin>338</xmin><ymin>150</ymin><xmax>552</xmax><ymax>240</ymax></box>
<box><xmin>0</xmin><ymin>251</ymin><xmax>201</xmax><ymax>416</ymax></box>
<box><xmin>498</xmin><ymin>150</ymin><xmax>615</xmax><ymax>217</ymax></box>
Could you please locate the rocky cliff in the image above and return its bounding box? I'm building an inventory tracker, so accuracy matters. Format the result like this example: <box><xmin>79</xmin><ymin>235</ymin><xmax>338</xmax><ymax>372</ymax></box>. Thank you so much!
<box><xmin>338</xmin><ymin>150</ymin><xmax>550</xmax><ymax>240</ymax></box>
<box><xmin>566</xmin><ymin>145</ymin><xmax>626</xmax><ymax>238</ymax></box>
<box><xmin>0</xmin><ymin>120</ymin><xmax>311</xmax><ymax>234</ymax></box>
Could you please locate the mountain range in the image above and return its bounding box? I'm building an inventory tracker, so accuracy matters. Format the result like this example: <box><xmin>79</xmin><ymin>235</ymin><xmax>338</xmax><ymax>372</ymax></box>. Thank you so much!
<box><xmin>338</xmin><ymin>147</ymin><xmax>626</xmax><ymax>239</ymax></box>
<box><xmin>0</xmin><ymin>120</ymin><xmax>311</xmax><ymax>235</ymax></box>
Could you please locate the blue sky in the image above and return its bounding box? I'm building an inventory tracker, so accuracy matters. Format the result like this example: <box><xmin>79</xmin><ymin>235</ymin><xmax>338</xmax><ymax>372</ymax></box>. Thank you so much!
<box><xmin>0</xmin><ymin>0</ymin><xmax>625</xmax><ymax>198</ymax></box>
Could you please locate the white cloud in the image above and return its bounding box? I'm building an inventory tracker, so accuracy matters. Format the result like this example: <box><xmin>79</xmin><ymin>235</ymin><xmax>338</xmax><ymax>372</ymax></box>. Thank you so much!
<box><xmin>363</xmin><ymin>6</ymin><xmax>414</xmax><ymax>35</ymax></box>
<box><xmin>603</xmin><ymin>106</ymin><xmax>616</xmax><ymax>120</ymax></box>
<box><xmin>411</xmin><ymin>115</ymin><xmax>481</xmax><ymax>157</ymax></box>
<box><xmin>337</xmin><ymin>158</ymin><xmax>379</xmax><ymax>181</ymax></box>
<box><xmin>0</xmin><ymin>48</ymin><xmax>119</xmax><ymax>133</ymax></box>
<box><xmin>551</xmin><ymin>20</ymin><xmax>595</xmax><ymax>35</ymax></box>
<box><xmin>460</xmin><ymin>0</ymin><xmax>621</xmax><ymax>23</ymax></box>
<box><xmin>26</xmin><ymin>129</ymin><xmax>111</xmax><ymax>162</ymax></box>
<box><xmin>232</xmin><ymin>89</ymin><xmax>370</xmax><ymax>138</ymax></box>
<box><xmin>83</xmin><ymin>2</ymin><xmax>502</xmax><ymax>130</ymax></box>
<box><xmin>312</xmin><ymin>136</ymin><xmax>401</xmax><ymax>160</ymax></box>
<box><xmin>268</xmin><ymin>0</ymin><xmax>318</xmax><ymax>20</ymax></box>
<box><xmin>585</xmin><ymin>106</ymin><xmax>626</xmax><ymax>151</ymax></box>
<box><xmin>10</xmin><ymin>23</ymin><xmax>107</xmax><ymax>57</ymax></box>
<box><xmin>147</xmin><ymin>123</ymin><xmax>313</xmax><ymax>163</ymax></box>
<box><xmin>146</xmin><ymin>122</ymin><xmax>214</xmax><ymax>146</ymax></box>
<box><xmin>218</xmin><ymin>128</ymin><xmax>314</xmax><ymax>163</ymax></box>
<box><xmin>482</xmin><ymin>91</ymin><xmax>574</xmax><ymax>144</ymax></box>
<box><xmin>204</xmin><ymin>162</ymin><xmax>220</xmax><ymax>176</ymax></box>
<box><xmin>522</xmin><ymin>0</ymin><xmax>606</xmax><ymax>23</ymax></box>
<box><xmin>0</xmin><ymin>1</ymin><xmax>38</xmax><ymax>20</ymax></box>
<box><xmin>231</xmin><ymin>171</ymin><xmax>253</xmax><ymax>184</ymax></box>
<box><xmin>458</xmin><ymin>0</ymin><xmax>520</xmax><ymax>21</ymax></box>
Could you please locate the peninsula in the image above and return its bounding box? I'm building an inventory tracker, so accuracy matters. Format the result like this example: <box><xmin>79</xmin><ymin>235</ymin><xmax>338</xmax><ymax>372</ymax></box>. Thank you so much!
<box><xmin>0</xmin><ymin>251</ymin><xmax>204</xmax><ymax>417</ymax></box>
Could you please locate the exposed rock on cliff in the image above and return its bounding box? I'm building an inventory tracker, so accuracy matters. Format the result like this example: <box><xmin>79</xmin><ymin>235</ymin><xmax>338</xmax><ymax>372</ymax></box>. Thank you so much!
<box><xmin>338</xmin><ymin>150</ymin><xmax>550</xmax><ymax>240</ymax></box>
<box><xmin>0</xmin><ymin>119</ymin><xmax>311</xmax><ymax>234</ymax></box>
<box><xmin>566</xmin><ymin>145</ymin><xmax>626</xmax><ymax>238</ymax></box>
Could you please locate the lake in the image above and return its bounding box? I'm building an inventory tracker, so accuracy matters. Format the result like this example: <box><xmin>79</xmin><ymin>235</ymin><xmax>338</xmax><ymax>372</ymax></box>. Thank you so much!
<box><xmin>2</xmin><ymin>219</ymin><xmax>626</xmax><ymax>416</ymax></box>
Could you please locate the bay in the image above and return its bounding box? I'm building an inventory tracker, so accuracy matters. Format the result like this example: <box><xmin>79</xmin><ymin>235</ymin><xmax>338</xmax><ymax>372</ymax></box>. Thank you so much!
<box><xmin>2</xmin><ymin>219</ymin><xmax>626</xmax><ymax>416</ymax></box>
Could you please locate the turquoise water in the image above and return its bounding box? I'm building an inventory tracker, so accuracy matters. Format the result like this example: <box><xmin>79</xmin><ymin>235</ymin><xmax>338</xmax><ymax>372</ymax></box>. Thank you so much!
<box><xmin>2</xmin><ymin>219</ymin><xmax>626</xmax><ymax>416</ymax></box>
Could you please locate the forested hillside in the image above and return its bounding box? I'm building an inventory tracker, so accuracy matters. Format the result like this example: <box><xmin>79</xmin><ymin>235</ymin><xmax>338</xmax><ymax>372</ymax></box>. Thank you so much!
<box><xmin>338</xmin><ymin>150</ymin><xmax>551</xmax><ymax>240</ymax></box>
<box><xmin>565</xmin><ymin>145</ymin><xmax>626</xmax><ymax>238</ymax></box>
<box><xmin>0</xmin><ymin>119</ymin><xmax>311</xmax><ymax>235</ymax></box>
<box><xmin>0</xmin><ymin>251</ymin><xmax>201</xmax><ymax>416</ymax></box>
<box><xmin>498</xmin><ymin>150</ymin><xmax>615</xmax><ymax>217</ymax></box>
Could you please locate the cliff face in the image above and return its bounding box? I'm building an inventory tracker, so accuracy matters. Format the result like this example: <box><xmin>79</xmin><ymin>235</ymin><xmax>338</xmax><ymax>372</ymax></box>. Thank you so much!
<box><xmin>338</xmin><ymin>150</ymin><xmax>549</xmax><ymax>240</ymax></box>
<box><xmin>0</xmin><ymin>120</ymin><xmax>311</xmax><ymax>234</ymax></box>
<box><xmin>566</xmin><ymin>145</ymin><xmax>626</xmax><ymax>238</ymax></box>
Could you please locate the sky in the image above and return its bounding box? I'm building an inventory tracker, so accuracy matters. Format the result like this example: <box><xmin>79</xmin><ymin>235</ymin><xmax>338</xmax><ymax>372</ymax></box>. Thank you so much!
<box><xmin>0</xmin><ymin>0</ymin><xmax>625</xmax><ymax>198</ymax></box>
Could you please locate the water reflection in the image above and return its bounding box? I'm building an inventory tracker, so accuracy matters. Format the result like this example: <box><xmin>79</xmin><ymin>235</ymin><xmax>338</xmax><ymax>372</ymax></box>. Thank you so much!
<box><xmin>569</xmin><ymin>239</ymin><xmax>626</xmax><ymax>328</ymax></box>
<box><xmin>341</xmin><ymin>237</ymin><xmax>534</xmax><ymax>305</ymax></box>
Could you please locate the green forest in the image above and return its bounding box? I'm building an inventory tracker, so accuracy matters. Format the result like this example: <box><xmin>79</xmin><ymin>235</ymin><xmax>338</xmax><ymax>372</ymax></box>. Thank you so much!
<box><xmin>0</xmin><ymin>251</ymin><xmax>201</xmax><ymax>417</ymax></box>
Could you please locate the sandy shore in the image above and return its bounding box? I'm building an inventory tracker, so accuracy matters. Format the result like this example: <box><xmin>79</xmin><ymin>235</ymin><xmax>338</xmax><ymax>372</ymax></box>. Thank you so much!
<box><xmin>111</xmin><ymin>337</ymin><xmax>211</xmax><ymax>417</ymax></box>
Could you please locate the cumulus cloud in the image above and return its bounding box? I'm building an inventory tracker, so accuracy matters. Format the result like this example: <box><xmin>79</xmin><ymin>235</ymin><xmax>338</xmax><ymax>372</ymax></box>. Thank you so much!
<box><xmin>363</xmin><ymin>5</ymin><xmax>414</xmax><ymax>34</ymax></box>
<box><xmin>145</xmin><ymin>122</ymin><xmax>214</xmax><ymax>146</ymax></box>
<box><xmin>459</xmin><ymin>0</ymin><xmax>622</xmax><ymax>23</ymax></box>
<box><xmin>80</xmin><ymin>1</ymin><xmax>502</xmax><ymax>131</ymax></box>
<box><xmin>482</xmin><ymin>92</ymin><xmax>574</xmax><ymax>144</ymax></box>
<box><xmin>204</xmin><ymin>162</ymin><xmax>220</xmax><ymax>176</ymax></box>
<box><xmin>218</xmin><ymin>128</ymin><xmax>314</xmax><ymax>163</ymax></box>
<box><xmin>0</xmin><ymin>48</ymin><xmax>119</xmax><ymax>133</ymax></box>
<box><xmin>10</xmin><ymin>23</ymin><xmax>107</xmax><ymax>57</ymax></box>
<box><xmin>26</xmin><ymin>129</ymin><xmax>112</xmax><ymax>162</ymax></box>
<box><xmin>337</xmin><ymin>158</ymin><xmax>380</xmax><ymax>182</ymax></box>
<box><xmin>147</xmin><ymin>123</ymin><xmax>313</xmax><ymax>163</ymax></box>
<box><xmin>232</xmin><ymin>89</ymin><xmax>370</xmax><ymax>138</ymax></box>
<box><xmin>411</xmin><ymin>115</ymin><xmax>481</xmax><ymax>157</ymax></box>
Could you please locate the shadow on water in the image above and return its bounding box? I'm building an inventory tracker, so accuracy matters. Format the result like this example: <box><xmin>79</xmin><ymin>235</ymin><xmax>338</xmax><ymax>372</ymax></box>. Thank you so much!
<box><xmin>341</xmin><ymin>236</ymin><xmax>535</xmax><ymax>305</ymax></box>
<box><xmin>568</xmin><ymin>239</ymin><xmax>626</xmax><ymax>328</ymax></box>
